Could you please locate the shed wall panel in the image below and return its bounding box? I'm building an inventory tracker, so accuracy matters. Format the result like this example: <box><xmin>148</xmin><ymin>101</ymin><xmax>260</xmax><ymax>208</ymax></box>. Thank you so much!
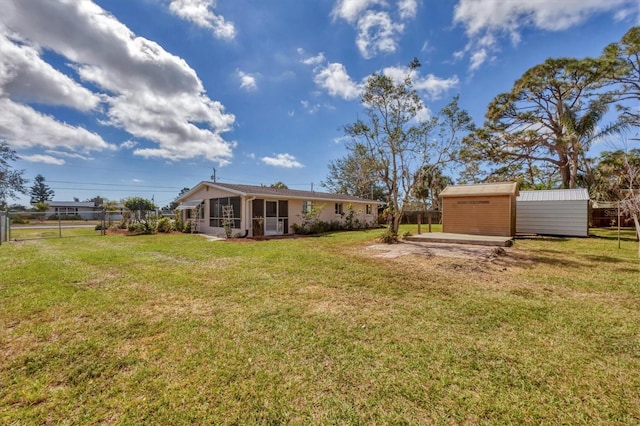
<box><xmin>516</xmin><ymin>200</ymin><xmax>589</xmax><ymax>237</ymax></box>
<box><xmin>443</xmin><ymin>195</ymin><xmax>514</xmax><ymax>237</ymax></box>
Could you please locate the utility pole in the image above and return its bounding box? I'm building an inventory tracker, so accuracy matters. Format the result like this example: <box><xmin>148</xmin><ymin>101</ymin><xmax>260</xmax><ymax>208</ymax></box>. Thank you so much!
<box><xmin>211</xmin><ymin>168</ymin><xmax>216</xmax><ymax>182</ymax></box>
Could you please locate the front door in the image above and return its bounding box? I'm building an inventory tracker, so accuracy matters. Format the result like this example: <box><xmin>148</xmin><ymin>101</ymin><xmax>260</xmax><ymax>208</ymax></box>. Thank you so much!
<box><xmin>265</xmin><ymin>201</ymin><xmax>279</xmax><ymax>235</ymax></box>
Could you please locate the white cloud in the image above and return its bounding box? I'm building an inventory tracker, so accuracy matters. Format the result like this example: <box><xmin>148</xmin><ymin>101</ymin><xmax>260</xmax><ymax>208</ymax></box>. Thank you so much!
<box><xmin>301</xmin><ymin>100</ymin><xmax>321</xmax><ymax>114</ymax></box>
<box><xmin>331</xmin><ymin>0</ymin><xmax>385</xmax><ymax>23</ymax></box>
<box><xmin>356</xmin><ymin>11</ymin><xmax>404</xmax><ymax>58</ymax></box>
<box><xmin>0</xmin><ymin>30</ymin><xmax>101</xmax><ymax>111</ymax></box>
<box><xmin>168</xmin><ymin>0</ymin><xmax>236</xmax><ymax>40</ymax></box>
<box><xmin>382</xmin><ymin>66</ymin><xmax>459</xmax><ymax>100</ymax></box>
<box><xmin>313</xmin><ymin>62</ymin><xmax>458</xmax><ymax>103</ymax></box>
<box><xmin>45</xmin><ymin>150</ymin><xmax>93</xmax><ymax>160</ymax></box>
<box><xmin>237</xmin><ymin>70</ymin><xmax>257</xmax><ymax>91</ymax></box>
<box><xmin>301</xmin><ymin>52</ymin><xmax>326</xmax><ymax>67</ymax></box>
<box><xmin>314</xmin><ymin>63</ymin><xmax>362</xmax><ymax>100</ymax></box>
<box><xmin>469</xmin><ymin>48</ymin><xmax>488</xmax><ymax>72</ymax></box>
<box><xmin>331</xmin><ymin>0</ymin><xmax>417</xmax><ymax>59</ymax></box>
<box><xmin>0</xmin><ymin>98</ymin><xmax>113</xmax><ymax>151</ymax></box>
<box><xmin>21</xmin><ymin>154</ymin><xmax>66</xmax><ymax>165</ymax></box>
<box><xmin>261</xmin><ymin>153</ymin><xmax>304</xmax><ymax>168</ymax></box>
<box><xmin>453</xmin><ymin>0</ymin><xmax>639</xmax><ymax>70</ymax></box>
<box><xmin>398</xmin><ymin>0</ymin><xmax>418</xmax><ymax>20</ymax></box>
<box><xmin>120</xmin><ymin>140</ymin><xmax>138</xmax><ymax>150</ymax></box>
<box><xmin>0</xmin><ymin>0</ymin><xmax>236</xmax><ymax>164</ymax></box>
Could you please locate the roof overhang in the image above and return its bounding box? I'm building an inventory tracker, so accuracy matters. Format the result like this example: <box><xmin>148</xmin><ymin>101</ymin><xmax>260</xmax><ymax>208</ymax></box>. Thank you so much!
<box><xmin>176</xmin><ymin>199</ymin><xmax>203</xmax><ymax>210</ymax></box>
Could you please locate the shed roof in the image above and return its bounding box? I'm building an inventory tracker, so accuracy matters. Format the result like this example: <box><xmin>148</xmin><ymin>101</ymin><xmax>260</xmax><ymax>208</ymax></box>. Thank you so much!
<box><xmin>517</xmin><ymin>188</ymin><xmax>589</xmax><ymax>202</ymax></box>
<box><xmin>440</xmin><ymin>182</ymin><xmax>518</xmax><ymax>197</ymax></box>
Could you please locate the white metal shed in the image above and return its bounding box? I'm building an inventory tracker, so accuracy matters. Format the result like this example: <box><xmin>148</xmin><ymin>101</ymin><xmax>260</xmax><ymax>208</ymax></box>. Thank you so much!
<box><xmin>516</xmin><ymin>189</ymin><xmax>590</xmax><ymax>237</ymax></box>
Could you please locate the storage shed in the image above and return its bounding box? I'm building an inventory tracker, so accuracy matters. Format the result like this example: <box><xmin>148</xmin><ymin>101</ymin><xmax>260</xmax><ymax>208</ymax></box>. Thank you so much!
<box><xmin>440</xmin><ymin>182</ymin><xmax>519</xmax><ymax>237</ymax></box>
<box><xmin>516</xmin><ymin>188</ymin><xmax>590</xmax><ymax>237</ymax></box>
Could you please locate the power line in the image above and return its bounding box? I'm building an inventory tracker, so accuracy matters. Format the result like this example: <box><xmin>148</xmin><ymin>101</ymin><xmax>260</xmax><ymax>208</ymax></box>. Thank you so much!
<box><xmin>47</xmin><ymin>180</ymin><xmax>183</xmax><ymax>189</ymax></box>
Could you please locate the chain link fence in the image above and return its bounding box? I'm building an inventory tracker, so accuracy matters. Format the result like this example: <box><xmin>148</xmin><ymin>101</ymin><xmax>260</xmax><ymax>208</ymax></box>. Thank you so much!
<box><xmin>2</xmin><ymin>210</ymin><xmax>108</xmax><ymax>241</ymax></box>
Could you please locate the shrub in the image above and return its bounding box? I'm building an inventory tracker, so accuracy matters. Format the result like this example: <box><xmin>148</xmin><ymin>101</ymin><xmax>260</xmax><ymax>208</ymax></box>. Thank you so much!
<box><xmin>128</xmin><ymin>222</ymin><xmax>146</xmax><ymax>234</ymax></box>
<box><xmin>379</xmin><ymin>228</ymin><xmax>399</xmax><ymax>244</ymax></box>
<box><xmin>182</xmin><ymin>221</ymin><xmax>192</xmax><ymax>233</ymax></box>
<box><xmin>157</xmin><ymin>217</ymin><xmax>173</xmax><ymax>233</ymax></box>
<box><xmin>11</xmin><ymin>216</ymin><xmax>30</xmax><ymax>225</ymax></box>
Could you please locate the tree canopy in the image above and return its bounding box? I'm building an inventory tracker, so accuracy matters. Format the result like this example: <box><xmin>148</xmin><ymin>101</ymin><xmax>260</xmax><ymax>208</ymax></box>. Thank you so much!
<box><xmin>323</xmin><ymin>143</ymin><xmax>386</xmax><ymax>200</ymax></box>
<box><xmin>340</xmin><ymin>59</ymin><xmax>471</xmax><ymax>241</ymax></box>
<box><xmin>461</xmin><ymin>27</ymin><xmax>639</xmax><ymax>189</ymax></box>
<box><xmin>29</xmin><ymin>174</ymin><xmax>55</xmax><ymax>204</ymax></box>
<box><xmin>0</xmin><ymin>142</ymin><xmax>27</xmax><ymax>210</ymax></box>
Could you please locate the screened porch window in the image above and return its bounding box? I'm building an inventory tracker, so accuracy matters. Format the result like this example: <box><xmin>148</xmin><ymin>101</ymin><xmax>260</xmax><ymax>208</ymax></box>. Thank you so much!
<box><xmin>210</xmin><ymin>197</ymin><xmax>241</xmax><ymax>228</ymax></box>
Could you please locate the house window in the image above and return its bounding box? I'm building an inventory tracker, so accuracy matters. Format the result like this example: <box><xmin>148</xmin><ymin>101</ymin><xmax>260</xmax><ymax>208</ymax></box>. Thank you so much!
<box><xmin>186</xmin><ymin>202</ymin><xmax>204</xmax><ymax>219</ymax></box>
<box><xmin>302</xmin><ymin>201</ymin><xmax>313</xmax><ymax>214</ymax></box>
<box><xmin>366</xmin><ymin>204</ymin><xmax>372</xmax><ymax>215</ymax></box>
<box><xmin>209</xmin><ymin>197</ymin><xmax>241</xmax><ymax>228</ymax></box>
<box><xmin>335</xmin><ymin>203</ymin><xmax>343</xmax><ymax>215</ymax></box>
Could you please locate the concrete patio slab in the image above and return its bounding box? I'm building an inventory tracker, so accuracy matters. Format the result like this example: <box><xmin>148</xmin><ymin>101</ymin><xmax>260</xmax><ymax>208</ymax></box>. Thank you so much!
<box><xmin>404</xmin><ymin>232</ymin><xmax>514</xmax><ymax>247</ymax></box>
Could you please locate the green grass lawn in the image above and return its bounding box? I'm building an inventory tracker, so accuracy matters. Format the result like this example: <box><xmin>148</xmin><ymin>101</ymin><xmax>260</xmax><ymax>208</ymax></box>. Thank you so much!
<box><xmin>1</xmin><ymin>227</ymin><xmax>638</xmax><ymax>424</ymax></box>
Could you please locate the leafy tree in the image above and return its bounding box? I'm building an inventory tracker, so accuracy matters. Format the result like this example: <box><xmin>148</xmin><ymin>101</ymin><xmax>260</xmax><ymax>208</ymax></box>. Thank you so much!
<box><xmin>342</xmin><ymin>59</ymin><xmax>470</xmax><ymax>241</ymax></box>
<box><xmin>85</xmin><ymin>195</ymin><xmax>104</xmax><ymax>206</ymax></box>
<box><xmin>29</xmin><ymin>174</ymin><xmax>55</xmax><ymax>204</ymax></box>
<box><xmin>463</xmin><ymin>57</ymin><xmax>615</xmax><ymax>189</ymax></box>
<box><xmin>100</xmin><ymin>199</ymin><xmax>121</xmax><ymax>226</ymax></box>
<box><xmin>270</xmin><ymin>181</ymin><xmax>288</xmax><ymax>189</ymax></box>
<box><xmin>0</xmin><ymin>142</ymin><xmax>27</xmax><ymax>209</ymax></box>
<box><xmin>602</xmin><ymin>26</ymin><xmax>640</xmax><ymax>130</ymax></box>
<box><xmin>33</xmin><ymin>201</ymin><xmax>49</xmax><ymax>222</ymax></box>
<box><xmin>592</xmin><ymin>147</ymin><xmax>640</xmax><ymax>256</ymax></box>
<box><xmin>124</xmin><ymin>197</ymin><xmax>157</xmax><ymax>233</ymax></box>
<box><xmin>412</xmin><ymin>166</ymin><xmax>453</xmax><ymax>211</ymax></box>
<box><xmin>166</xmin><ymin>187</ymin><xmax>191</xmax><ymax>211</ymax></box>
<box><xmin>323</xmin><ymin>143</ymin><xmax>386</xmax><ymax>200</ymax></box>
<box><xmin>591</xmin><ymin>148</ymin><xmax>640</xmax><ymax>202</ymax></box>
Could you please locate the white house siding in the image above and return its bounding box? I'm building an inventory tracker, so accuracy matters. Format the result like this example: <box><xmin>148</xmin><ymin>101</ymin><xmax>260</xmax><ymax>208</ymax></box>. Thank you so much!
<box><xmin>516</xmin><ymin>189</ymin><xmax>590</xmax><ymax>237</ymax></box>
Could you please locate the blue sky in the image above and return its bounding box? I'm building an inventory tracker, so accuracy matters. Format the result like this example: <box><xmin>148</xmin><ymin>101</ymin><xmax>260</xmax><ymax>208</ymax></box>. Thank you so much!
<box><xmin>1</xmin><ymin>0</ymin><xmax>638</xmax><ymax>208</ymax></box>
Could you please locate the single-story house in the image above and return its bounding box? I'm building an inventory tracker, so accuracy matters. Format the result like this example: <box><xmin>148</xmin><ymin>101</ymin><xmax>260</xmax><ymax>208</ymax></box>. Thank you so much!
<box><xmin>44</xmin><ymin>201</ymin><xmax>125</xmax><ymax>220</ymax></box>
<box><xmin>45</xmin><ymin>201</ymin><xmax>101</xmax><ymax>219</ymax></box>
<box><xmin>440</xmin><ymin>182</ymin><xmax>519</xmax><ymax>237</ymax></box>
<box><xmin>176</xmin><ymin>181</ymin><xmax>380</xmax><ymax>237</ymax></box>
<box><xmin>517</xmin><ymin>188</ymin><xmax>590</xmax><ymax>237</ymax></box>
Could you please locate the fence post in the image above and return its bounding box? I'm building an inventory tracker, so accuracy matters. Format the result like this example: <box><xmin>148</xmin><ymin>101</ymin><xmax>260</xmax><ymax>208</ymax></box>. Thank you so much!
<box><xmin>58</xmin><ymin>213</ymin><xmax>62</xmax><ymax>238</ymax></box>
<box><xmin>0</xmin><ymin>211</ymin><xmax>5</xmax><ymax>245</ymax></box>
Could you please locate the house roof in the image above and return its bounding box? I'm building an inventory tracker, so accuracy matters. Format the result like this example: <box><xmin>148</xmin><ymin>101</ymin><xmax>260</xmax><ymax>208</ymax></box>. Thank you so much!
<box><xmin>178</xmin><ymin>181</ymin><xmax>381</xmax><ymax>204</ymax></box>
<box><xmin>47</xmin><ymin>201</ymin><xmax>97</xmax><ymax>208</ymax></box>
<box><xmin>517</xmin><ymin>188</ymin><xmax>590</xmax><ymax>202</ymax></box>
<box><xmin>440</xmin><ymin>182</ymin><xmax>519</xmax><ymax>197</ymax></box>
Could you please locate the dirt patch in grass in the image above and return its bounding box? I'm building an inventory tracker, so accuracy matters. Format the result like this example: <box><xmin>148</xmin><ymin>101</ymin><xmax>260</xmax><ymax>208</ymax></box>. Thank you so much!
<box><xmin>361</xmin><ymin>241</ymin><xmax>537</xmax><ymax>287</ymax></box>
<box><xmin>365</xmin><ymin>241</ymin><xmax>527</xmax><ymax>261</ymax></box>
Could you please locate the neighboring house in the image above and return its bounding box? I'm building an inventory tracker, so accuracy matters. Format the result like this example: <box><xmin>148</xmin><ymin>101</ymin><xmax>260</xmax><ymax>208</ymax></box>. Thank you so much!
<box><xmin>440</xmin><ymin>182</ymin><xmax>519</xmax><ymax>237</ymax></box>
<box><xmin>45</xmin><ymin>201</ymin><xmax>125</xmax><ymax>220</ymax></box>
<box><xmin>46</xmin><ymin>201</ymin><xmax>100</xmax><ymax>219</ymax></box>
<box><xmin>517</xmin><ymin>188</ymin><xmax>590</xmax><ymax>237</ymax></box>
<box><xmin>176</xmin><ymin>181</ymin><xmax>380</xmax><ymax>237</ymax></box>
